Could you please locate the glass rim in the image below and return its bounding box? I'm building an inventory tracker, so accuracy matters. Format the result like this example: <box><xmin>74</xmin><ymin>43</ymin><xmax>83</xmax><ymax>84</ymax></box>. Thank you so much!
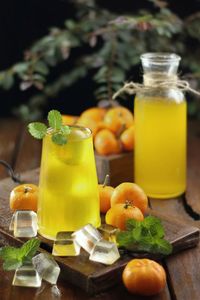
<box><xmin>47</xmin><ymin>125</ymin><xmax>92</xmax><ymax>140</ymax></box>
<box><xmin>140</xmin><ymin>52</ymin><xmax>181</xmax><ymax>64</ymax></box>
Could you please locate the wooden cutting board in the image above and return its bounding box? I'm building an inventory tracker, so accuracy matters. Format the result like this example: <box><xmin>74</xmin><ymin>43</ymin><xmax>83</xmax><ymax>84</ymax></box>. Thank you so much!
<box><xmin>0</xmin><ymin>168</ymin><xmax>199</xmax><ymax>294</ymax></box>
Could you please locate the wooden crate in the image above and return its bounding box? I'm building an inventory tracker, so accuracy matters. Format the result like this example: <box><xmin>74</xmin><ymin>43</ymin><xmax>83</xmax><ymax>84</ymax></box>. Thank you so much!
<box><xmin>95</xmin><ymin>152</ymin><xmax>133</xmax><ymax>187</ymax></box>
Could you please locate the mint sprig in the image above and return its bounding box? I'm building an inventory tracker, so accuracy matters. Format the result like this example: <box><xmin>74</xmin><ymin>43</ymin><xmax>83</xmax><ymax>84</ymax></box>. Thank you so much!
<box><xmin>28</xmin><ymin>122</ymin><xmax>47</xmax><ymax>139</ymax></box>
<box><xmin>0</xmin><ymin>238</ymin><xmax>40</xmax><ymax>271</ymax></box>
<box><xmin>48</xmin><ymin>110</ymin><xmax>62</xmax><ymax>130</ymax></box>
<box><xmin>28</xmin><ymin>109</ymin><xmax>71</xmax><ymax>145</ymax></box>
<box><xmin>117</xmin><ymin>216</ymin><xmax>172</xmax><ymax>256</ymax></box>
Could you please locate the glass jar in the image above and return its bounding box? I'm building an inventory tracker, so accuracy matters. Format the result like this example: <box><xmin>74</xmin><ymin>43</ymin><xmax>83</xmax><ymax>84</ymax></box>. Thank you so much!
<box><xmin>134</xmin><ymin>53</ymin><xmax>187</xmax><ymax>198</ymax></box>
<box><xmin>38</xmin><ymin>126</ymin><xmax>100</xmax><ymax>240</ymax></box>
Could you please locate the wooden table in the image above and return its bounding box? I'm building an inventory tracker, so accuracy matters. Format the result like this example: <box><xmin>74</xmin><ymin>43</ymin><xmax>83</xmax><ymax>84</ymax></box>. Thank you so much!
<box><xmin>0</xmin><ymin>118</ymin><xmax>200</xmax><ymax>300</ymax></box>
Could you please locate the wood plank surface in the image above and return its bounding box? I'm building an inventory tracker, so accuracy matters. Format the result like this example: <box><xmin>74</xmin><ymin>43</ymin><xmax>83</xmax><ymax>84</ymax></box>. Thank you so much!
<box><xmin>0</xmin><ymin>119</ymin><xmax>22</xmax><ymax>179</ymax></box>
<box><xmin>0</xmin><ymin>168</ymin><xmax>199</xmax><ymax>296</ymax></box>
<box><xmin>13</xmin><ymin>125</ymin><xmax>42</xmax><ymax>173</ymax></box>
<box><xmin>95</xmin><ymin>152</ymin><xmax>133</xmax><ymax>186</ymax></box>
<box><xmin>150</xmin><ymin>121</ymin><xmax>200</xmax><ymax>300</ymax></box>
<box><xmin>166</xmin><ymin>242</ymin><xmax>200</xmax><ymax>300</ymax></box>
<box><xmin>0</xmin><ymin>264</ymin><xmax>171</xmax><ymax>300</ymax></box>
<box><xmin>185</xmin><ymin>122</ymin><xmax>200</xmax><ymax>216</ymax></box>
<box><xmin>0</xmin><ymin>118</ymin><xmax>200</xmax><ymax>299</ymax></box>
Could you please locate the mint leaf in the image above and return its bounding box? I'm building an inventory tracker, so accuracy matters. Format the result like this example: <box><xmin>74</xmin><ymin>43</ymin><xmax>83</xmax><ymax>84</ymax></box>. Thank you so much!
<box><xmin>143</xmin><ymin>216</ymin><xmax>164</xmax><ymax>238</ymax></box>
<box><xmin>117</xmin><ymin>216</ymin><xmax>173</xmax><ymax>256</ymax></box>
<box><xmin>28</xmin><ymin>110</ymin><xmax>71</xmax><ymax>146</ymax></box>
<box><xmin>132</xmin><ymin>227</ymin><xmax>142</xmax><ymax>242</ymax></box>
<box><xmin>28</xmin><ymin>122</ymin><xmax>47</xmax><ymax>139</ymax></box>
<box><xmin>155</xmin><ymin>238</ymin><xmax>172</xmax><ymax>255</ymax></box>
<box><xmin>60</xmin><ymin>125</ymin><xmax>71</xmax><ymax>135</ymax></box>
<box><xmin>48</xmin><ymin>110</ymin><xmax>62</xmax><ymax>130</ymax></box>
<box><xmin>0</xmin><ymin>239</ymin><xmax>40</xmax><ymax>271</ymax></box>
<box><xmin>52</xmin><ymin>133</ymin><xmax>67</xmax><ymax>145</ymax></box>
<box><xmin>0</xmin><ymin>246</ymin><xmax>21</xmax><ymax>261</ymax></box>
<box><xmin>3</xmin><ymin>259</ymin><xmax>22</xmax><ymax>271</ymax></box>
<box><xmin>20</xmin><ymin>239</ymin><xmax>40</xmax><ymax>263</ymax></box>
<box><xmin>117</xmin><ymin>231</ymin><xmax>133</xmax><ymax>248</ymax></box>
<box><xmin>126</xmin><ymin>218</ymin><xmax>138</xmax><ymax>231</ymax></box>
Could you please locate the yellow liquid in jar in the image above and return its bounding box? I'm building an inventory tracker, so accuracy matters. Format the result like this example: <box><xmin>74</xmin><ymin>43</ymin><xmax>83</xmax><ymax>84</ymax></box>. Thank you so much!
<box><xmin>38</xmin><ymin>127</ymin><xmax>100</xmax><ymax>240</ymax></box>
<box><xmin>134</xmin><ymin>96</ymin><xmax>187</xmax><ymax>198</ymax></box>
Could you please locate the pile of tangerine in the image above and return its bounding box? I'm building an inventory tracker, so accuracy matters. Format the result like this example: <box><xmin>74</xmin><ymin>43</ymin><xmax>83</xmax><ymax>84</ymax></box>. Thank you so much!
<box><xmin>62</xmin><ymin>106</ymin><xmax>134</xmax><ymax>155</ymax></box>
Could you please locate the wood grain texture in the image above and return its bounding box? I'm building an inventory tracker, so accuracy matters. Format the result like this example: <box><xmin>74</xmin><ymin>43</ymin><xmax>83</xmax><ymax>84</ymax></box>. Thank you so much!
<box><xmin>150</xmin><ymin>197</ymin><xmax>193</xmax><ymax>222</ymax></box>
<box><xmin>14</xmin><ymin>125</ymin><xmax>42</xmax><ymax>173</ymax></box>
<box><xmin>0</xmin><ymin>229</ymin><xmax>171</xmax><ymax>300</ymax></box>
<box><xmin>0</xmin><ymin>264</ymin><xmax>171</xmax><ymax>300</ymax></box>
<box><xmin>185</xmin><ymin>121</ymin><xmax>200</xmax><ymax>216</ymax></box>
<box><xmin>95</xmin><ymin>152</ymin><xmax>133</xmax><ymax>186</ymax></box>
<box><xmin>1</xmin><ymin>118</ymin><xmax>200</xmax><ymax>299</ymax></box>
<box><xmin>0</xmin><ymin>119</ymin><xmax>22</xmax><ymax>179</ymax></box>
<box><xmin>0</xmin><ymin>169</ymin><xmax>199</xmax><ymax>294</ymax></box>
<box><xmin>166</xmin><ymin>242</ymin><xmax>200</xmax><ymax>300</ymax></box>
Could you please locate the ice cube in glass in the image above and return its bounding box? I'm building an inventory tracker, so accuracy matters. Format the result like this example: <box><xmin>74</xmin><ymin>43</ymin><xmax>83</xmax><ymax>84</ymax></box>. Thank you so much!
<box><xmin>98</xmin><ymin>224</ymin><xmax>118</xmax><ymax>243</ymax></box>
<box><xmin>12</xmin><ymin>263</ymin><xmax>42</xmax><ymax>287</ymax></box>
<box><xmin>32</xmin><ymin>253</ymin><xmax>60</xmax><ymax>285</ymax></box>
<box><xmin>13</xmin><ymin>210</ymin><xmax>37</xmax><ymax>238</ymax></box>
<box><xmin>72</xmin><ymin>224</ymin><xmax>102</xmax><ymax>254</ymax></box>
<box><xmin>89</xmin><ymin>240</ymin><xmax>120</xmax><ymax>265</ymax></box>
<box><xmin>52</xmin><ymin>231</ymin><xmax>80</xmax><ymax>256</ymax></box>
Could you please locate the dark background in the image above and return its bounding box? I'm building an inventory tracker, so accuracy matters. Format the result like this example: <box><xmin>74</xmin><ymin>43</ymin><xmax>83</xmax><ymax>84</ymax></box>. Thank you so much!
<box><xmin>0</xmin><ymin>0</ymin><xmax>200</xmax><ymax>117</ymax></box>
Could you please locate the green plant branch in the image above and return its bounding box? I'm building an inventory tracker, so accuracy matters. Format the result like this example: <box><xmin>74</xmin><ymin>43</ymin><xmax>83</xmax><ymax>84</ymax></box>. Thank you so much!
<box><xmin>0</xmin><ymin>0</ymin><xmax>200</xmax><ymax>120</ymax></box>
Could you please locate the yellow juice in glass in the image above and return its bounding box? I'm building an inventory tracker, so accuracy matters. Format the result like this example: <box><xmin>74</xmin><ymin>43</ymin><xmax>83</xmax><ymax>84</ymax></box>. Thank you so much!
<box><xmin>38</xmin><ymin>126</ymin><xmax>100</xmax><ymax>240</ymax></box>
<box><xmin>134</xmin><ymin>96</ymin><xmax>187</xmax><ymax>198</ymax></box>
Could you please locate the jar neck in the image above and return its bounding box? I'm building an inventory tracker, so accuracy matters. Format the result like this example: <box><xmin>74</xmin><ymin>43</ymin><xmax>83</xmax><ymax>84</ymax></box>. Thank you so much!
<box><xmin>143</xmin><ymin>73</ymin><xmax>178</xmax><ymax>87</ymax></box>
<box><xmin>141</xmin><ymin>53</ymin><xmax>181</xmax><ymax>86</ymax></box>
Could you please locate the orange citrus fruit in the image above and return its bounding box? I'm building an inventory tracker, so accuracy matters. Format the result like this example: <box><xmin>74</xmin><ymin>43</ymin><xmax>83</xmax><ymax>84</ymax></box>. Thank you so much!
<box><xmin>80</xmin><ymin>107</ymin><xmax>106</xmax><ymax>123</ymax></box>
<box><xmin>105</xmin><ymin>203</ymin><xmax>144</xmax><ymax>230</ymax></box>
<box><xmin>94</xmin><ymin>129</ymin><xmax>122</xmax><ymax>155</ymax></box>
<box><xmin>111</xmin><ymin>182</ymin><xmax>148</xmax><ymax>214</ymax></box>
<box><xmin>120</xmin><ymin>125</ymin><xmax>135</xmax><ymax>151</ymax></box>
<box><xmin>122</xmin><ymin>259</ymin><xmax>166</xmax><ymax>296</ymax></box>
<box><xmin>103</xmin><ymin>106</ymin><xmax>134</xmax><ymax>135</ymax></box>
<box><xmin>99</xmin><ymin>184</ymin><xmax>114</xmax><ymax>213</ymax></box>
<box><xmin>62</xmin><ymin>114</ymin><xmax>78</xmax><ymax>125</ymax></box>
<box><xmin>9</xmin><ymin>183</ymin><xmax>39</xmax><ymax>212</ymax></box>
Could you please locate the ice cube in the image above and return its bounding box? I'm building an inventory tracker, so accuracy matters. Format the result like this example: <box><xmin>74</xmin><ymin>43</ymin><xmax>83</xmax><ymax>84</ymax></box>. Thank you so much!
<box><xmin>51</xmin><ymin>285</ymin><xmax>61</xmax><ymax>297</ymax></box>
<box><xmin>68</xmin><ymin>127</ymin><xmax>91</xmax><ymax>141</ymax></box>
<box><xmin>89</xmin><ymin>240</ymin><xmax>120</xmax><ymax>265</ymax></box>
<box><xmin>12</xmin><ymin>263</ymin><xmax>42</xmax><ymax>288</ymax></box>
<box><xmin>52</xmin><ymin>231</ymin><xmax>80</xmax><ymax>256</ymax></box>
<box><xmin>13</xmin><ymin>210</ymin><xmax>37</xmax><ymax>238</ymax></box>
<box><xmin>72</xmin><ymin>224</ymin><xmax>102</xmax><ymax>254</ymax></box>
<box><xmin>98</xmin><ymin>224</ymin><xmax>118</xmax><ymax>243</ymax></box>
<box><xmin>32</xmin><ymin>253</ymin><xmax>60</xmax><ymax>285</ymax></box>
<box><xmin>9</xmin><ymin>213</ymin><xmax>15</xmax><ymax>231</ymax></box>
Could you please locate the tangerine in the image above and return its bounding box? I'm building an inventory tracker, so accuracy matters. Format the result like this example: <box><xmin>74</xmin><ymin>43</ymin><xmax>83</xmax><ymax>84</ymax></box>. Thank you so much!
<box><xmin>103</xmin><ymin>106</ymin><xmax>134</xmax><ymax>135</ymax></box>
<box><xmin>120</xmin><ymin>125</ymin><xmax>135</xmax><ymax>151</ymax></box>
<box><xmin>80</xmin><ymin>107</ymin><xmax>106</xmax><ymax>123</ymax></box>
<box><xmin>111</xmin><ymin>182</ymin><xmax>148</xmax><ymax>214</ymax></box>
<box><xmin>105</xmin><ymin>203</ymin><xmax>144</xmax><ymax>230</ymax></box>
<box><xmin>94</xmin><ymin>129</ymin><xmax>122</xmax><ymax>155</ymax></box>
<box><xmin>10</xmin><ymin>183</ymin><xmax>39</xmax><ymax>212</ymax></box>
<box><xmin>122</xmin><ymin>259</ymin><xmax>166</xmax><ymax>296</ymax></box>
<box><xmin>99</xmin><ymin>183</ymin><xmax>114</xmax><ymax>213</ymax></box>
<box><xmin>62</xmin><ymin>114</ymin><xmax>78</xmax><ymax>125</ymax></box>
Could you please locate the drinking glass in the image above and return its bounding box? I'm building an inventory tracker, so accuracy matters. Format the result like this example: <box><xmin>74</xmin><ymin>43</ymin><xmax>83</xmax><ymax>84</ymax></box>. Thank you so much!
<box><xmin>38</xmin><ymin>126</ymin><xmax>100</xmax><ymax>240</ymax></box>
